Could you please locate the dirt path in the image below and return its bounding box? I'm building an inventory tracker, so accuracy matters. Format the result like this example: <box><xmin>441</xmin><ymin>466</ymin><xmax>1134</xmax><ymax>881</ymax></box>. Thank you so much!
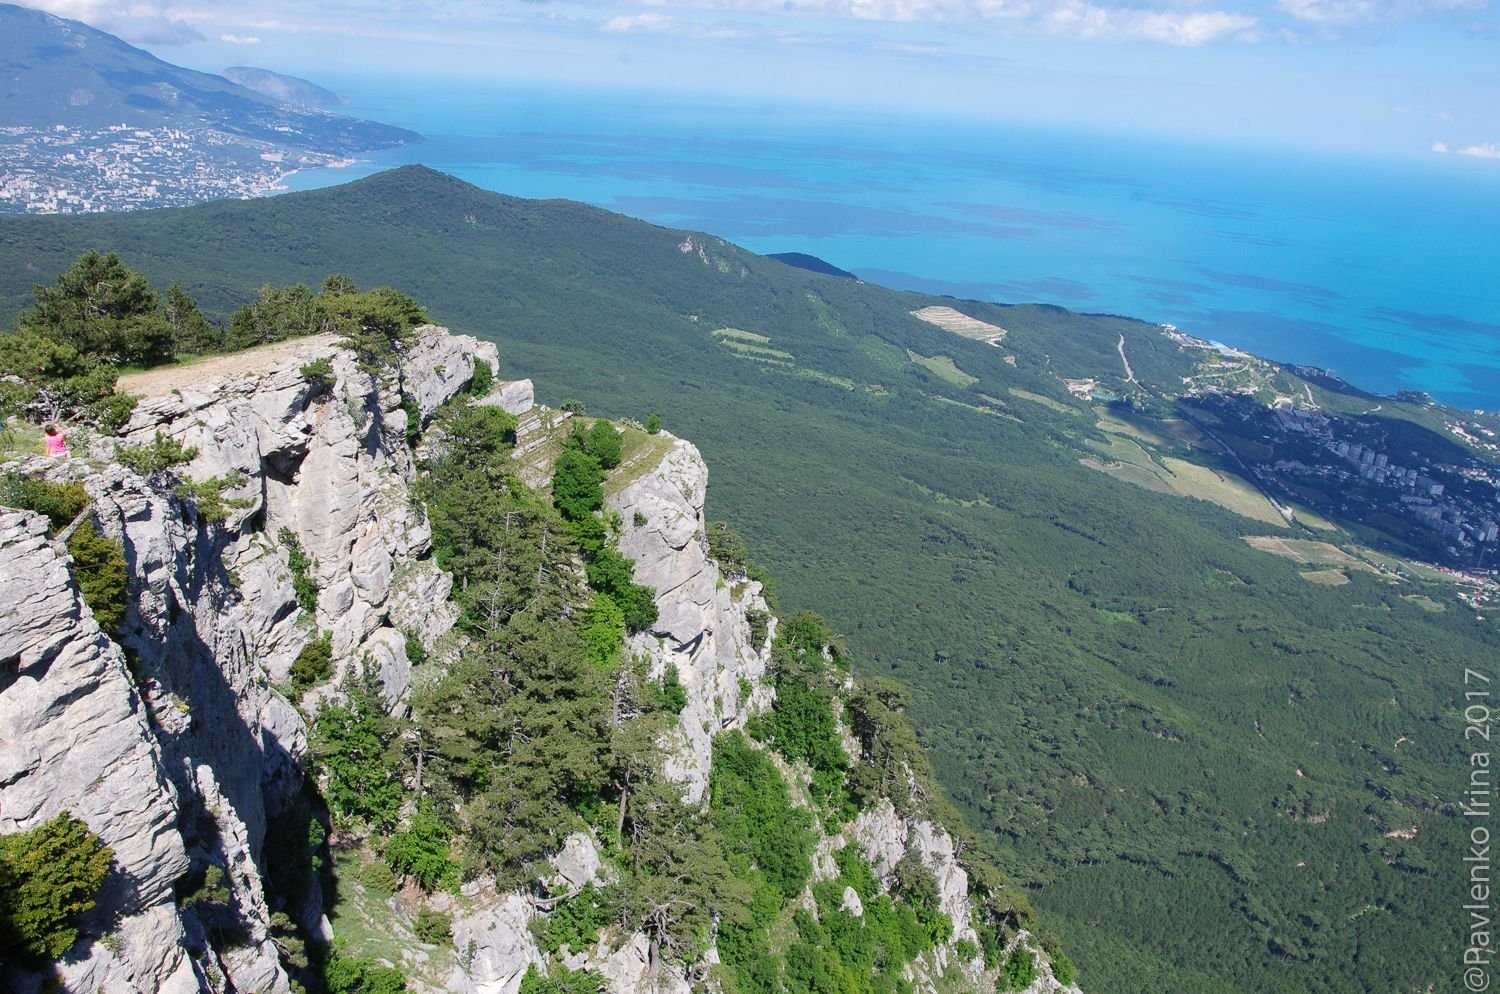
<box><xmin>1117</xmin><ymin>333</ymin><xmax>1137</xmax><ymax>383</ymax></box>
<box><xmin>116</xmin><ymin>334</ymin><xmax>339</xmax><ymax>399</ymax></box>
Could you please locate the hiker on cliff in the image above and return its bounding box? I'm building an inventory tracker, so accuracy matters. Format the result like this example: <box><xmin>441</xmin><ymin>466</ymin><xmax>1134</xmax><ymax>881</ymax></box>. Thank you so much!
<box><xmin>43</xmin><ymin>423</ymin><xmax>69</xmax><ymax>457</ymax></box>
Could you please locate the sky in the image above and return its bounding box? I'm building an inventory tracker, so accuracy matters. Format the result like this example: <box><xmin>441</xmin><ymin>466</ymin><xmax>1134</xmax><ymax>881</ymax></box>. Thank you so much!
<box><xmin>16</xmin><ymin>0</ymin><xmax>1500</xmax><ymax>158</ymax></box>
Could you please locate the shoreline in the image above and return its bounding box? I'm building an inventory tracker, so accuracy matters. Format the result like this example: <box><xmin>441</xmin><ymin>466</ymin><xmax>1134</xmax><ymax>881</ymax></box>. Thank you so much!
<box><xmin>252</xmin><ymin>153</ymin><xmax>1497</xmax><ymax>413</ymax></box>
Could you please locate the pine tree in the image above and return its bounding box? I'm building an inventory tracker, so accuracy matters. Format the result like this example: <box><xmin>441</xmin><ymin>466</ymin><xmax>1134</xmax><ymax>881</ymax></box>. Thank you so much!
<box><xmin>0</xmin><ymin>812</ymin><xmax>114</xmax><ymax>961</ymax></box>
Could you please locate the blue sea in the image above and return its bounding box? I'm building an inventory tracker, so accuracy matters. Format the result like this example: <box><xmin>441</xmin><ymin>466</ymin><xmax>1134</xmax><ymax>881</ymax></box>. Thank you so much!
<box><xmin>282</xmin><ymin>81</ymin><xmax>1500</xmax><ymax>410</ymax></box>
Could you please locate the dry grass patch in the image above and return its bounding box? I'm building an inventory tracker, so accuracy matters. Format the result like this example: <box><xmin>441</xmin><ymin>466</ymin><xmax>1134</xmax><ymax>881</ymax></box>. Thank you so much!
<box><xmin>1010</xmin><ymin>388</ymin><xmax>1078</xmax><ymax>415</ymax></box>
<box><xmin>1160</xmin><ymin>457</ymin><xmax>1286</xmax><ymax>526</ymax></box>
<box><xmin>1244</xmin><ymin>536</ymin><xmax>1365</xmax><ymax>566</ymax></box>
<box><xmin>1300</xmin><ymin>570</ymin><xmax>1351</xmax><ymax>586</ymax></box>
<box><xmin>910</xmin><ymin>305</ymin><xmax>1007</xmax><ymax>344</ymax></box>
<box><xmin>116</xmin><ymin>333</ymin><xmax>339</xmax><ymax>398</ymax></box>
<box><xmin>605</xmin><ymin>427</ymin><xmax>678</xmax><ymax>497</ymax></box>
<box><xmin>1082</xmin><ymin>436</ymin><xmax>1286</xmax><ymax>526</ymax></box>
<box><xmin>1401</xmin><ymin>594</ymin><xmax>1446</xmax><ymax>613</ymax></box>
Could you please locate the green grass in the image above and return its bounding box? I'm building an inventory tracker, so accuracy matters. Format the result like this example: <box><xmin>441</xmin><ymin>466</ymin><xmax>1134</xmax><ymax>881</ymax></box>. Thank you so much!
<box><xmin>327</xmin><ymin>846</ymin><xmax>456</xmax><ymax>986</ymax></box>
<box><xmin>604</xmin><ymin>426</ymin><xmax>677</xmax><ymax>497</ymax></box>
<box><xmin>1</xmin><ymin>421</ymin><xmax>44</xmax><ymax>460</ymax></box>
<box><xmin>907</xmin><ymin>350</ymin><xmax>978</xmax><ymax>387</ymax></box>
<box><xmin>1009</xmin><ymin>388</ymin><xmax>1078</xmax><ymax>415</ymax></box>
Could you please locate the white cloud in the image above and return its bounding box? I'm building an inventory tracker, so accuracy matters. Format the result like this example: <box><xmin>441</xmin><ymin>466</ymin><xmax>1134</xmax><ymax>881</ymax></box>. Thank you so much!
<box><xmin>603</xmin><ymin>12</ymin><xmax>676</xmax><ymax>31</ymax></box>
<box><xmin>601</xmin><ymin>11</ymin><xmax>752</xmax><ymax>37</ymax></box>
<box><xmin>25</xmin><ymin>0</ymin><xmax>203</xmax><ymax>43</ymax></box>
<box><xmin>219</xmin><ymin>32</ymin><xmax>261</xmax><ymax>43</ymax></box>
<box><xmin>1046</xmin><ymin>2</ymin><xmax>1259</xmax><ymax>44</ymax></box>
<box><xmin>1458</xmin><ymin>143</ymin><xmax>1500</xmax><ymax>159</ymax></box>
<box><xmin>614</xmin><ymin>0</ymin><xmax>1259</xmax><ymax>42</ymax></box>
<box><xmin>1431</xmin><ymin>141</ymin><xmax>1450</xmax><ymax>152</ymax></box>
<box><xmin>1279</xmin><ymin>0</ymin><xmax>1487</xmax><ymax>25</ymax></box>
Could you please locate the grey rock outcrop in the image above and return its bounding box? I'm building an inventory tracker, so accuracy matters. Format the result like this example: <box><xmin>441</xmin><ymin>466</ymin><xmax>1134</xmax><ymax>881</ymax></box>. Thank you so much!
<box><xmin>0</xmin><ymin>510</ymin><xmax>193</xmax><ymax>994</ymax></box>
<box><xmin>607</xmin><ymin>437</ymin><xmax>775</xmax><ymax>802</ymax></box>
<box><xmin>479</xmin><ymin>378</ymin><xmax>534</xmax><ymax>417</ymax></box>
<box><xmin>849</xmin><ymin>798</ymin><xmax>1081</xmax><ymax>994</ymax></box>
<box><xmin>1</xmin><ymin>326</ymin><xmax>491</xmax><ymax>993</ymax></box>
<box><xmin>447</xmin><ymin>893</ymin><xmax>545</xmax><ymax>994</ymax></box>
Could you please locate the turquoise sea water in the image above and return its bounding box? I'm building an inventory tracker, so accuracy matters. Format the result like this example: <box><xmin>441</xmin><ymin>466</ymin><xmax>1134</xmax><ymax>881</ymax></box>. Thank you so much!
<box><xmin>282</xmin><ymin>81</ymin><xmax>1500</xmax><ymax>410</ymax></box>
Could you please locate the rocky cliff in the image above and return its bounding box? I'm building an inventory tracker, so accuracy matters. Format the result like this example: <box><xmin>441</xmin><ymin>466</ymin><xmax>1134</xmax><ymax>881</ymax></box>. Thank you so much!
<box><xmin>0</xmin><ymin>325</ymin><xmax>1078</xmax><ymax>994</ymax></box>
<box><xmin>1</xmin><ymin>326</ymin><xmax>500</xmax><ymax>993</ymax></box>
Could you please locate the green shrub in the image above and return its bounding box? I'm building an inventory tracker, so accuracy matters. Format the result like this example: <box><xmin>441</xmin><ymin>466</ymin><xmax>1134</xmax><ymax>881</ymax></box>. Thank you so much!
<box><xmin>173</xmin><ymin>472</ymin><xmax>251</xmax><ymax>524</ymax></box>
<box><xmin>518</xmin><ymin>963</ymin><xmax>607</xmax><ymax>994</ymax></box>
<box><xmin>583</xmin><ymin>593</ymin><xmax>625</xmax><ymax>669</ymax></box>
<box><xmin>355</xmin><ymin>856</ymin><xmax>398</xmax><ymax>899</ymax></box>
<box><xmin>583</xmin><ymin>547</ymin><xmax>657</xmax><ymax>634</ymax></box>
<box><xmin>289</xmin><ymin>633</ymin><xmax>333</xmax><ymax>696</ymax></box>
<box><xmin>0</xmin><ymin>473</ymin><xmax>88</xmax><ymax>530</ymax></box>
<box><xmin>413</xmin><ymin>906</ymin><xmax>452</xmax><ymax>945</ymax></box>
<box><xmin>1038</xmin><ymin>931</ymin><xmax>1075</xmax><ymax>985</ymax></box>
<box><xmin>178</xmin><ymin>863</ymin><xmax>231</xmax><ymax>909</ymax></box>
<box><xmin>87</xmin><ymin>392</ymin><xmax>139</xmax><ymax>433</ymax></box>
<box><xmin>280</xmin><ymin>528</ymin><xmax>318</xmax><ymax>613</ymax></box>
<box><xmin>300</xmin><ymin>356</ymin><xmax>336</xmax><ymax>392</ymax></box>
<box><xmin>552</xmin><ymin>449</ymin><xmax>603</xmax><ymax>522</ymax></box>
<box><xmin>956</xmin><ymin>937</ymin><xmax>980</xmax><ymax>961</ymax></box>
<box><xmin>706</xmin><ymin>521</ymin><xmax>750</xmax><ymax>578</ymax></box>
<box><xmin>746</xmin><ymin>608</ymin><xmax>770</xmax><ymax>647</ymax></box>
<box><xmin>1000</xmin><ymin>948</ymin><xmax>1038</xmax><ymax>992</ymax></box>
<box><xmin>404</xmin><ymin>630</ymin><xmax>427</xmax><ymax>667</ymax></box>
<box><xmin>534</xmin><ymin>884</ymin><xmax>619</xmax><ymax>954</ymax></box>
<box><xmin>401</xmin><ymin>397</ymin><xmax>421</xmax><ymax>446</ymax></box>
<box><xmin>468</xmin><ymin>358</ymin><xmax>493</xmax><ymax>396</ymax></box>
<box><xmin>645</xmin><ymin>414</ymin><xmax>661</xmax><ymax>435</ymax></box>
<box><xmin>709</xmin><ymin>732</ymin><xmax>815</xmax><ymax>903</ymax></box>
<box><xmin>384</xmin><ymin>805</ymin><xmax>457</xmax><ymax>892</ymax></box>
<box><xmin>579</xmin><ymin>421</ymin><xmax>622</xmax><ymax>470</ymax></box>
<box><xmin>68</xmin><ymin>520</ymin><xmax>128</xmax><ymax>633</ymax></box>
<box><xmin>657</xmin><ymin>666</ymin><xmax>688</xmax><ymax>714</ymax></box>
<box><xmin>116</xmin><ymin>431</ymin><xmax>197</xmax><ymax>475</ymax></box>
<box><xmin>324</xmin><ymin>943</ymin><xmax>409</xmax><ymax>994</ymax></box>
<box><xmin>0</xmin><ymin>812</ymin><xmax>114</xmax><ymax>962</ymax></box>
<box><xmin>311</xmin><ymin>668</ymin><xmax>402</xmax><ymax>829</ymax></box>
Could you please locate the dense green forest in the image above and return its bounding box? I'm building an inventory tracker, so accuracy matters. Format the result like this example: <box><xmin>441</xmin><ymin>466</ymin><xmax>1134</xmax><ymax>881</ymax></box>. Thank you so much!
<box><xmin>1</xmin><ymin>167</ymin><xmax>1493</xmax><ymax>993</ymax></box>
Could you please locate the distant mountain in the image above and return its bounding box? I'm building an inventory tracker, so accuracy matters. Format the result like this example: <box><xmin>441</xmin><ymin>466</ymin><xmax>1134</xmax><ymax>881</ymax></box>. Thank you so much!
<box><xmin>222</xmin><ymin>66</ymin><xmax>348</xmax><ymax>109</ymax></box>
<box><xmin>0</xmin><ymin>3</ymin><xmax>418</xmax><ymax>213</ymax></box>
<box><xmin>0</xmin><ymin>4</ymin><xmax>413</xmax><ymax>148</ymax></box>
<box><xmin>768</xmin><ymin>251</ymin><xmax>859</xmax><ymax>280</ymax></box>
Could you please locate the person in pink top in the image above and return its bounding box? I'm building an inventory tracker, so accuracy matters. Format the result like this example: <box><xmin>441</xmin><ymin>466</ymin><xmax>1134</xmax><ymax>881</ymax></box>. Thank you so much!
<box><xmin>43</xmin><ymin>423</ymin><xmax>68</xmax><ymax>457</ymax></box>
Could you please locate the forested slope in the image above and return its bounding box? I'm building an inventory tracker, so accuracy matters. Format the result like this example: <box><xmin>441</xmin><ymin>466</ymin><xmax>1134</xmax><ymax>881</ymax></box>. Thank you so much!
<box><xmin>0</xmin><ymin>167</ymin><xmax>1493</xmax><ymax>994</ymax></box>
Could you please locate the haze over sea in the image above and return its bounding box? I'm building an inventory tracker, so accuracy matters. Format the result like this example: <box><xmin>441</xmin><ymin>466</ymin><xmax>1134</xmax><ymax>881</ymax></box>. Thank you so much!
<box><xmin>283</xmin><ymin>81</ymin><xmax>1500</xmax><ymax>411</ymax></box>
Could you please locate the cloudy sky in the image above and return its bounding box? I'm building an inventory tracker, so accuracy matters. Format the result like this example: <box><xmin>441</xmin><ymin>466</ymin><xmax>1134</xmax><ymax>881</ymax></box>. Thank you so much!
<box><xmin>18</xmin><ymin>0</ymin><xmax>1500</xmax><ymax>157</ymax></box>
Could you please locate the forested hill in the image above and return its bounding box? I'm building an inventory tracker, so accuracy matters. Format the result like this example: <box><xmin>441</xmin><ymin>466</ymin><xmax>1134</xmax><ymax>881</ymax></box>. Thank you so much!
<box><xmin>0</xmin><ymin>165</ymin><xmax>1496</xmax><ymax>994</ymax></box>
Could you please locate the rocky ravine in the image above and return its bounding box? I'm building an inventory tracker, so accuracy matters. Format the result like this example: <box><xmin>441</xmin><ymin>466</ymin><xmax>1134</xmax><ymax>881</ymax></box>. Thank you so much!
<box><xmin>1</xmin><ymin>326</ymin><xmax>1079</xmax><ymax>994</ymax></box>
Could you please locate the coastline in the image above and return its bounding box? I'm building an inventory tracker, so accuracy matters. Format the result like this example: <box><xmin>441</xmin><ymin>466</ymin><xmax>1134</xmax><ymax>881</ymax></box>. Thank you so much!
<box><xmin>259</xmin><ymin>107</ymin><xmax>1499</xmax><ymax>413</ymax></box>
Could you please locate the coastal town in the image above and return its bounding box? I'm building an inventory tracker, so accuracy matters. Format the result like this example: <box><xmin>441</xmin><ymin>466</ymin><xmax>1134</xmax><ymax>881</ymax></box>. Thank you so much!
<box><xmin>1172</xmin><ymin>345</ymin><xmax>1500</xmax><ymax>574</ymax></box>
<box><xmin>0</xmin><ymin>124</ymin><xmax>347</xmax><ymax>213</ymax></box>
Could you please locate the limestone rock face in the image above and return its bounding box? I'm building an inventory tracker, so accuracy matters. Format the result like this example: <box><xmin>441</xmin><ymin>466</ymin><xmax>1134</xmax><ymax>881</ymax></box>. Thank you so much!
<box><xmin>548</xmin><ymin>831</ymin><xmax>614</xmax><ymax>892</ymax></box>
<box><xmin>849</xmin><ymin>798</ymin><xmax>1082</xmax><ymax>994</ymax></box>
<box><xmin>1</xmin><ymin>327</ymin><xmax>487</xmax><ymax>993</ymax></box>
<box><xmin>446</xmin><ymin>893</ymin><xmax>545</xmax><ymax>994</ymax></box>
<box><xmin>607</xmin><ymin>437</ymin><xmax>775</xmax><ymax>803</ymax></box>
<box><xmin>853</xmin><ymin>798</ymin><xmax>976</xmax><ymax>944</ymax></box>
<box><xmin>479</xmin><ymin>378</ymin><xmax>535</xmax><ymax>416</ymax></box>
<box><xmin>0</xmin><ymin>510</ymin><xmax>192</xmax><ymax>994</ymax></box>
